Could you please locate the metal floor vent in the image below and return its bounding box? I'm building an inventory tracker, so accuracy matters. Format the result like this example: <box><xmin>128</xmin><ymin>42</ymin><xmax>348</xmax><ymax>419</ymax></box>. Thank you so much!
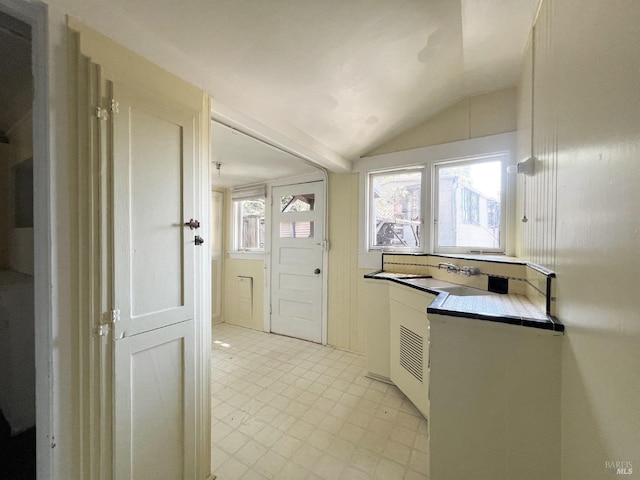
<box><xmin>399</xmin><ymin>325</ymin><xmax>423</xmax><ymax>382</ymax></box>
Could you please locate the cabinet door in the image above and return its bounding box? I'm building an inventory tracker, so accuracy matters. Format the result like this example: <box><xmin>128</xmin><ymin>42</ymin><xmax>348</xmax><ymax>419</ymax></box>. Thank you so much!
<box><xmin>111</xmin><ymin>82</ymin><xmax>200</xmax><ymax>479</ymax></box>
<box><xmin>390</xmin><ymin>296</ymin><xmax>430</xmax><ymax>417</ymax></box>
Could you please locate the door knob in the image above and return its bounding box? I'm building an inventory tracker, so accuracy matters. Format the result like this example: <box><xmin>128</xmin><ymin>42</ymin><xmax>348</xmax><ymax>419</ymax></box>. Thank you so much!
<box><xmin>185</xmin><ymin>218</ymin><xmax>200</xmax><ymax>230</ymax></box>
<box><xmin>314</xmin><ymin>268</ymin><xmax>321</xmax><ymax>275</ymax></box>
<box><xmin>194</xmin><ymin>235</ymin><xmax>205</xmax><ymax>246</ymax></box>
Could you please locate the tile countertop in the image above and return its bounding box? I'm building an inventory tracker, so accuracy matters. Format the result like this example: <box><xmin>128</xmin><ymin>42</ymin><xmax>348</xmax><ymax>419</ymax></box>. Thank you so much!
<box><xmin>364</xmin><ymin>271</ymin><xmax>564</xmax><ymax>333</ymax></box>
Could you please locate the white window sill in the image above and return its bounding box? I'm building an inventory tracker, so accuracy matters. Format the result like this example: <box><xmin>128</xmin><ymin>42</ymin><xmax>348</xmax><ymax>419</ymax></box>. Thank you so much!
<box><xmin>227</xmin><ymin>251</ymin><xmax>267</xmax><ymax>261</ymax></box>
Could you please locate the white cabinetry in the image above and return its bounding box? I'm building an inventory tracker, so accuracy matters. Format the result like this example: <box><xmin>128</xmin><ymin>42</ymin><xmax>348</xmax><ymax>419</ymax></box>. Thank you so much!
<box><xmin>364</xmin><ymin>279</ymin><xmax>391</xmax><ymax>380</ymax></box>
<box><xmin>428</xmin><ymin>312</ymin><xmax>562</xmax><ymax>480</ymax></box>
<box><xmin>389</xmin><ymin>283</ymin><xmax>434</xmax><ymax>418</ymax></box>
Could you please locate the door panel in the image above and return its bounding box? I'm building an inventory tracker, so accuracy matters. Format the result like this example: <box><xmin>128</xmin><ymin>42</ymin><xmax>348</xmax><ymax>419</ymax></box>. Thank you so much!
<box><xmin>271</xmin><ymin>182</ymin><xmax>324</xmax><ymax>343</ymax></box>
<box><xmin>114</xmin><ymin>320</ymin><xmax>195</xmax><ymax>480</ymax></box>
<box><xmin>112</xmin><ymin>83</ymin><xmax>196</xmax><ymax>339</ymax></box>
<box><xmin>130</xmin><ymin>109</ymin><xmax>183</xmax><ymax>317</ymax></box>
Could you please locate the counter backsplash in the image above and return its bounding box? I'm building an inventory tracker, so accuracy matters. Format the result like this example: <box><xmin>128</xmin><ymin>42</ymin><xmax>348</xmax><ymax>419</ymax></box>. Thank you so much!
<box><xmin>380</xmin><ymin>253</ymin><xmax>556</xmax><ymax>317</ymax></box>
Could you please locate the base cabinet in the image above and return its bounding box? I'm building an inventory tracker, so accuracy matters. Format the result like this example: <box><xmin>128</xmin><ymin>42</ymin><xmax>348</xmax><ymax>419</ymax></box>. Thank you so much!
<box><xmin>428</xmin><ymin>313</ymin><xmax>562</xmax><ymax>480</ymax></box>
<box><xmin>389</xmin><ymin>284</ymin><xmax>434</xmax><ymax>418</ymax></box>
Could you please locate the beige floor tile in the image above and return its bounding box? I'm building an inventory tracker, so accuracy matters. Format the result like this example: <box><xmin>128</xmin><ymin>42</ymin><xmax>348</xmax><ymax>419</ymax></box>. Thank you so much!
<box><xmin>288</xmin><ymin>419</ymin><xmax>316</xmax><ymax>440</ymax></box>
<box><xmin>405</xmin><ymin>469</ymin><xmax>429</xmax><ymax>480</ymax></box>
<box><xmin>383</xmin><ymin>439</ymin><xmax>412</xmax><ymax>464</ymax></box>
<box><xmin>271</xmin><ymin>434</ymin><xmax>303</xmax><ymax>458</ymax></box>
<box><xmin>375</xmin><ymin>457</ymin><xmax>406</xmax><ymax>479</ymax></box>
<box><xmin>216</xmin><ymin>456</ymin><xmax>249</xmax><ymax>479</ymax></box>
<box><xmin>253</xmin><ymin>424</ymin><xmax>283</xmax><ymax>449</ymax></box>
<box><xmin>339</xmin><ymin>466</ymin><xmax>372</xmax><ymax>479</ymax></box>
<box><xmin>212</xmin><ymin>324</ymin><xmax>429</xmax><ymax>479</ymax></box>
<box><xmin>350</xmin><ymin>448</ymin><xmax>380</xmax><ymax>475</ymax></box>
<box><xmin>253</xmin><ymin>450</ymin><xmax>287</xmax><ymax>479</ymax></box>
<box><xmin>338</xmin><ymin>422</ymin><xmax>365</xmax><ymax>444</ymax></box>
<box><xmin>408</xmin><ymin>449</ymin><xmax>428</xmax><ymax>472</ymax></box>
<box><xmin>291</xmin><ymin>443</ymin><xmax>324</xmax><ymax>471</ymax></box>
<box><xmin>235</xmin><ymin>440</ymin><xmax>267</xmax><ymax>467</ymax></box>
<box><xmin>278</xmin><ymin>461</ymin><xmax>311</xmax><ymax>480</ymax></box>
<box><xmin>313</xmin><ymin>453</ymin><xmax>345</xmax><ymax>479</ymax></box>
<box><xmin>326</xmin><ymin>436</ymin><xmax>356</xmax><ymax>462</ymax></box>
<box><xmin>220</xmin><ymin>430</ymin><xmax>250</xmax><ymax>455</ymax></box>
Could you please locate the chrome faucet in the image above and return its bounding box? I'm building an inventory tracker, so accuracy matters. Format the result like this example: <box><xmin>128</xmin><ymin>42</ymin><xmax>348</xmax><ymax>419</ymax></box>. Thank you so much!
<box><xmin>437</xmin><ymin>262</ymin><xmax>460</xmax><ymax>273</ymax></box>
<box><xmin>460</xmin><ymin>266</ymin><xmax>481</xmax><ymax>277</ymax></box>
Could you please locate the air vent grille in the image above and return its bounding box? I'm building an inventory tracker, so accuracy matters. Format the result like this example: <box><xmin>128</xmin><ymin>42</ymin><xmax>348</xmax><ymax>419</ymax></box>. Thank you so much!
<box><xmin>399</xmin><ymin>325</ymin><xmax>423</xmax><ymax>382</ymax></box>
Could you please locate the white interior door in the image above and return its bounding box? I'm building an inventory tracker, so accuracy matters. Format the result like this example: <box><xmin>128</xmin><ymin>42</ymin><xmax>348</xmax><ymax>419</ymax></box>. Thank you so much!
<box><xmin>271</xmin><ymin>181</ymin><xmax>324</xmax><ymax>343</ymax></box>
<box><xmin>111</xmin><ymin>82</ymin><xmax>200</xmax><ymax>479</ymax></box>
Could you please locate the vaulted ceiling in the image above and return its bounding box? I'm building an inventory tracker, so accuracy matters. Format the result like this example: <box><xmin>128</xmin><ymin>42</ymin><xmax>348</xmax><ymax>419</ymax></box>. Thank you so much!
<box><xmin>58</xmin><ymin>0</ymin><xmax>539</xmax><ymax>167</ymax></box>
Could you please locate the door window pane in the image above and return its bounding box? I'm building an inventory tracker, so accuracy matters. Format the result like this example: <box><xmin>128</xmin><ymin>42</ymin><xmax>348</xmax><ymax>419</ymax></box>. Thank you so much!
<box><xmin>280</xmin><ymin>221</ymin><xmax>314</xmax><ymax>238</ymax></box>
<box><xmin>281</xmin><ymin>193</ymin><xmax>315</xmax><ymax>212</ymax></box>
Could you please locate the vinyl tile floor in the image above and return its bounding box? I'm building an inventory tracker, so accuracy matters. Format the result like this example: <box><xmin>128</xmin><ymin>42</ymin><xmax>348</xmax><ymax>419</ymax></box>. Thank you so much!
<box><xmin>211</xmin><ymin>323</ymin><xmax>428</xmax><ymax>479</ymax></box>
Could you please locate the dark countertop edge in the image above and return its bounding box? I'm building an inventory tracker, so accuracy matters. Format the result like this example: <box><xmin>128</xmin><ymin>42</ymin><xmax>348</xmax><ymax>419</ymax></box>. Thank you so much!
<box><xmin>363</xmin><ymin>270</ymin><xmax>433</xmax><ymax>281</ymax></box>
<box><xmin>365</xmin><ymin>272</ymin><xmax>447</xmax><ymax>297</ymax></box>
<box><xmin>526</xmin><ymin>262</ymin><xmax>557</xmax><ymax>278</ymax></box>
<box><xmin>363</xmin><ymin>270</ymin><xmax>384</xmax><ymax>278</ymax></box>
<box><xmin>365</xmin><ymin>271</ymin><xmax>564</xmax><ymax>333</ymax></box>
<box><xmin>379</xmin><ymin>253</ymin><xmax>557</xmax><ymax>278</ymax></box>
<box><xmin>426</xmin><ymin>307</ymin><xmax>565</xmax><ymax>333</ymax></box>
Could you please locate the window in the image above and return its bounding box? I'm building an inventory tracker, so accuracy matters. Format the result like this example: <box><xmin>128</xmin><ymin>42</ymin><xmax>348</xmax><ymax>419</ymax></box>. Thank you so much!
<box><xmin>434</xmin><ymin>156</ymin><xmax>504</xmax><ymax>252</ymax></box>
<box><xmin>234</xmin><ymin>198</ymin><xmax>265</xmax><ymax>250</ymax></box>
<box><xmin>232</xmin><ymin>186</ymin><xmax>266</xmax><ymax>251</ymax></box>
<box><xmin>369</xmin><ymin>169</ymin><xmax>422</xmax><ymax>250</ymax></box>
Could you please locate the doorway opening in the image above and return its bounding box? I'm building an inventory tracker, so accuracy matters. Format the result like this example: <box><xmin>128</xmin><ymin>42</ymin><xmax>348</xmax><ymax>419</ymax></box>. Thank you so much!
<box><xmin>0</xmin><ymin>8</ymin><xmax>35</xmax><ymax>479</ymax></box>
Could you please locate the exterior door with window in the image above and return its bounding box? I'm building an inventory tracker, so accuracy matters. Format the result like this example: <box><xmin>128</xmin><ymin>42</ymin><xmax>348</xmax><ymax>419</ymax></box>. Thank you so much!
<box><xmin>271</xmin><ymin>181</ymin><xmax>324</xmax><ymax>343</ymax></box>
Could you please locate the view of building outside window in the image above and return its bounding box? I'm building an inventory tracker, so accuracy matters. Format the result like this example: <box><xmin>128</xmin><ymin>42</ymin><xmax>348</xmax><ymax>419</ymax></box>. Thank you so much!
<box><xmin>371</xmin><ymin>170</ymin><xmax>422</xmax><ymax>248</ymax></box>
<box><xmin>436</xmin><ymin>160</ymin><xmax>502</xmax><ymax>249</ymax></box>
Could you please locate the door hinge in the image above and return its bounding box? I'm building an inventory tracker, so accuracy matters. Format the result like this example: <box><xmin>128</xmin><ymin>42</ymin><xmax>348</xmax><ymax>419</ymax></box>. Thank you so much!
<box><xmin>111</xmin><ymin>309</ymin><xmax>121</xmax><ymax>323</ymax></box>
<box><xmin>97</xmin><ymin>324</ymin><xmax>109</xmax><ymax>337</ymax></box>
<box><xmin>95</xmin><ymin>107</ymin><xmax>108</xmax><ymax>120</ymax></box>
<box><xmin>269</xmin><ymin>304</ymin><xmax>272</xmax><ymax>315</ymax></box>
<box><xmin>110</xmin><ymin>98</ymin><xmax>119</xmax><ymax>114</ymax></box>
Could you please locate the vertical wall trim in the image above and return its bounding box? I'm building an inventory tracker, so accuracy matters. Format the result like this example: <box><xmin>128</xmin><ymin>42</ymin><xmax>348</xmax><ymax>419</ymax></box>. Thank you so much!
<box><xmin>518</xmin><ymin>0</ymin><xmax>558</xmax><ymax>270</ymax></box>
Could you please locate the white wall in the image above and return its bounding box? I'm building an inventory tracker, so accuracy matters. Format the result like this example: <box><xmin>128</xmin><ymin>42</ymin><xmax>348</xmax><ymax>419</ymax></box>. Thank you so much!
<box><xmin>517</xmin><ymin>1</ymin><xmax>640</xmax><ymax>478</ymax></box>
<box><xmin>368</xmin><ymin>88</ymin><xmax>517</xmax><ymax>156</ymax></box>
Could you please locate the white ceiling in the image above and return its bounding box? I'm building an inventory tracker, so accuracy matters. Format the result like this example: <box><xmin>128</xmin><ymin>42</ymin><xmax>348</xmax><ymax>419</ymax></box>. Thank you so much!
<box><xmin>5</xmin><ymin>0</ymin><xmax>539</xmax><ymax>179</ymax></box>
<box><xmin>211</xmin><ymin>122</ymin><xmax>318</xmax><ymax>189</ymax></box>
<box><xmin>90</xmin><ymin>0</ymin><xmax>537</xmax><ymax>160</ymax></box>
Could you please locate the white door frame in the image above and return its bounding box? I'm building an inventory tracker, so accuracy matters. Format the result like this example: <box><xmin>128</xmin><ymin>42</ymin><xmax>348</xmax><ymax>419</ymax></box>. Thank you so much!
<box><xmin>210</xmin><ymin>105</ymin><xmax>334</xmax><ymax>346</ymax></box>
<box><xmin>0</xmin><ymin>0</ymin><xmax>52</xmax><ymax>478</ymax></box>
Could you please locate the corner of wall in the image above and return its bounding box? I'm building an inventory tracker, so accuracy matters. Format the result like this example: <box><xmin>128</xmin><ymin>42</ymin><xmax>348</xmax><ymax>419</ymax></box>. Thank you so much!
<box><xmin>366</xmin><ymin>88</ymin><xmax>517</xmax><ymax>157</ymax></box>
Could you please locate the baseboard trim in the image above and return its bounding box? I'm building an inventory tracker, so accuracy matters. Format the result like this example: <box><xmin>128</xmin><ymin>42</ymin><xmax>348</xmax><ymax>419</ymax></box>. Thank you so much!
<box><xmin>365</xmin><ymin>372</ymin><xmax>393</xmax><ymax>385</ymax></box>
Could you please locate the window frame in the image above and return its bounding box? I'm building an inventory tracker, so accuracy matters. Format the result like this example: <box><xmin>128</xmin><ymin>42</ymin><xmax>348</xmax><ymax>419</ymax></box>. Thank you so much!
<box><xmin>367</xmin><ymin>167</ymin><xmax>425</xmax><ymax>253</ymax></box>
<box><xmin>356</xmin><ymin>133</ymin><xmax>517</xmax><ymax>266</ymax></box>
<box><xmin>432</xmin><ymin>154</ymin><xmax>507</xmax><ymax>254</ymax></box>
<box><xmin>232</xmin><ymin>196</ymin><xmax>266</xmax><ymax>252</ymax></box>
